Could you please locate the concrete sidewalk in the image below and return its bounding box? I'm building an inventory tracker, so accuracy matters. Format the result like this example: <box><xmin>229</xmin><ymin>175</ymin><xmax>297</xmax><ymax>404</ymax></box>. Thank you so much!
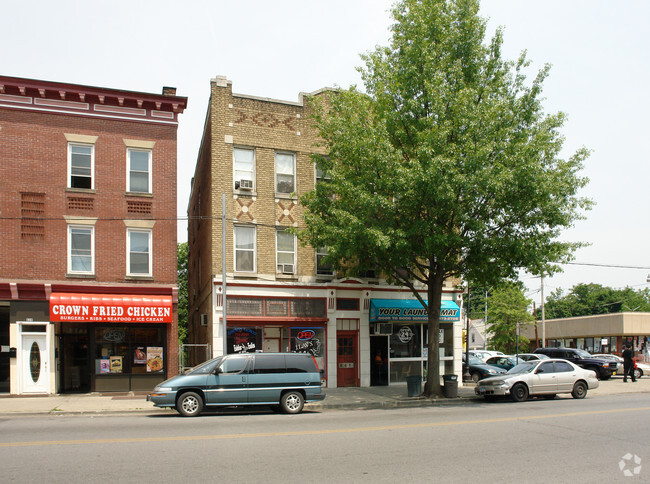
<box><xmin>0</xmin><ymin>376</ymin><xmax>647</xmax><ymax>417</ymax></box>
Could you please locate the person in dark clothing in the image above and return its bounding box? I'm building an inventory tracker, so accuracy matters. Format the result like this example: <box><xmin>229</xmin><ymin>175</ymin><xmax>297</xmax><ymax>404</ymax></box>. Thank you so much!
<box><xmin>622</xmin><ymin>344</ymin><xmax>636</xmax><ymax>382</ymax></box>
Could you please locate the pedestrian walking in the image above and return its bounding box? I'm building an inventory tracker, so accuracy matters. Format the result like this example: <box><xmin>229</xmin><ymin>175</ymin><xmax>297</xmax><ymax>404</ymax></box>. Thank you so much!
<box><xmin>622</xmin><ymin>343</ymin><xmax>636</xmax><ymax>382</ymax></box>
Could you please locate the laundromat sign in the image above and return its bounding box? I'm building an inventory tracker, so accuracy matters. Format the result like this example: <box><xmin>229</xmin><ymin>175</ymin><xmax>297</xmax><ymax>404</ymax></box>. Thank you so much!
<box><xmin>369</xmin><ymin>299</ymin><xmax>460</xmax><ymax>322</ymax></box>
<box><xmin>50</xmin><ymin>293</ymin><xmax>173</xmax><ymax>323</ymax></box>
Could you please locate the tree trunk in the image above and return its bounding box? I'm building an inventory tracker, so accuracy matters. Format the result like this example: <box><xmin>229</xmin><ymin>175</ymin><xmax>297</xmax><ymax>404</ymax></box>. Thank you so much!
<box><xmin>422</xmin><ymin>271</ymin><xmax>445</xmax><ymax>398</ymax></box>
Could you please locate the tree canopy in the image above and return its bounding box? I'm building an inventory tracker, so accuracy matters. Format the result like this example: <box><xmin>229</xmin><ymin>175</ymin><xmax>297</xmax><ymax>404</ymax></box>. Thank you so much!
<box><xmin>485</xmin><ymin>283</ymin><xmax>534</xmax><ymax>353</ymax></box>
<box><xmin>177</xmin><ymin>242</ymin><xmax>188</xmax><ymax>344</ymax></box>
<box><xmin>299</xmin><ymin>0</ymin><xmax>591</xmax><ymax>397</ymax></box>
<box><xmin>542</xmin><ymin>283</ymin><xmax>650</xmax><ymax>319</ymax></box>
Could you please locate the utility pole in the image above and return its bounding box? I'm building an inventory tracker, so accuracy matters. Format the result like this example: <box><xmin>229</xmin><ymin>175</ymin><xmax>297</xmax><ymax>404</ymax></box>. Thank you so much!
<box><xmin>540</xmin><ymin>274</ymin><xmax>545</xmax><ymax>348</ymax></box>
<box><xmin>222</xmin><ymin>194</ymin><xmax>228</xmax><ymax>356</ymax></box>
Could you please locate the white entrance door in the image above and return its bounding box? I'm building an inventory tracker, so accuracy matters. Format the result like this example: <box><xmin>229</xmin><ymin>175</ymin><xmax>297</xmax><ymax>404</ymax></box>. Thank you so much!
<box><xmin>21</xmin><ymin>333</ymin><xmax>49</xmax><ymax>394</ymax></box>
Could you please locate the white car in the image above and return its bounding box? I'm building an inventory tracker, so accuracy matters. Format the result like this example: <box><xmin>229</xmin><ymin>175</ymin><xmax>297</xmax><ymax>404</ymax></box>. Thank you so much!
<box><xmin>471</xmin><ymin>350</ymin><xmax>505</xmax><ymax>362</ymax></box>
<box><xmin>475</xmin><ymin>358</ymin><xmax>599</xmax><ymax>402</ymax></box>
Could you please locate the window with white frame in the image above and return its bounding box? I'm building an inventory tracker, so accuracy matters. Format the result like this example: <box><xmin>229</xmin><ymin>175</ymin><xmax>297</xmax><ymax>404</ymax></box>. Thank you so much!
<box><xmin>276</xmin><ymin>229</ymin><xmax>295</xmax><ymax>274</ymax></box>
<box><xmin>68</xmin><ymin>225</ymin><xmax>94</xmax><ymax>274</ymax></box>
<box><xmin>127</xmin><ymin>148</ymin><xmax>152</xmax><ymax>193</ymax></box>
<box><xmin>275</xmin><ymin>151</ymin><xmax>295</xmax><ymax>194</ymax></box>
<box><xmin>69</xmin><ymin>143</ymin><xmax>94</xmax><ymax>189</ymax></box>
<box><xmin>316</xmin><ymin>246</ymin><xmax>334</xmax><ymax>275</ymax></box>
<box><xmin>234</xmin><ymin>225</ymin><xmax>256</xmax><ymax>272</ymax></box>
<box><xmin>127</xmin><ymin>228</ymin><xmax>152</xmax><ymax>276</ymax></box>
<box><xmin>234</xmin><ymin>147</ymin><xmax>255</xmax><ymax>190</ymax></box>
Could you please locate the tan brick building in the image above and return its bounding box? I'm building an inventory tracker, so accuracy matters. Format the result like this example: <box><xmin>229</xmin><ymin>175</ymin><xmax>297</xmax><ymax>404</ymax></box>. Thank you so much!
<box><xmin>0</xmin><ymin>75</ymin><xmax>186</xmax><ymax>394</ymax></box>
<box><xmin>187</xmin><ymin>76</ymin><xmax>463</xmax><ymax>388</ymax></box>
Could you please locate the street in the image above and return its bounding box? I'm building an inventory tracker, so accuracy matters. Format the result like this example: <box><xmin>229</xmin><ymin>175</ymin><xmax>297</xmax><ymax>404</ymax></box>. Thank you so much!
<box><xmin>1</xmin><ymin>392</ymin><xmax>649</xmax><ymax>483</ymax></box>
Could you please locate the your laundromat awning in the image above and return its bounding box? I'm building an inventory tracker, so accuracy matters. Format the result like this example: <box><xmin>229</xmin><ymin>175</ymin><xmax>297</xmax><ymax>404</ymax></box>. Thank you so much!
<box><xmin>369</xmin><ymin>299</ymin><xmax>460</xmax><ymax>322</ymax></box>
<box><xmin>50</xmin><ymin>293</ymin><xmax>173</xmax><ymax>323</ymax></box>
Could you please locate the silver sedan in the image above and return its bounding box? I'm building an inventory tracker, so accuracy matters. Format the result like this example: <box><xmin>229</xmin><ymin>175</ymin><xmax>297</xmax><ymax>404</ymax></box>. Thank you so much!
<box><xmin>475</xmin><ymin>358</ymin><xmax>599</xmax><ymax>402</ymax></box>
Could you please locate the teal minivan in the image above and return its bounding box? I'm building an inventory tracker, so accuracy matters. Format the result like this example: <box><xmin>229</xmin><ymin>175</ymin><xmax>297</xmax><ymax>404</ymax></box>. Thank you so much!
<box><xmin>147</xmin><ymin>353</ymin><xmax>325</xmax><ymax>417</ymax></box>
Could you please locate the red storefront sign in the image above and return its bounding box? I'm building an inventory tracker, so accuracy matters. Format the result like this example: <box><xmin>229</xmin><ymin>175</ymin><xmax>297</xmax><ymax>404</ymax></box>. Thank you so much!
<box><xmin>50</xmin><ymin>293</ymin><xmax>173</xmax><ymax>323</ymax></box>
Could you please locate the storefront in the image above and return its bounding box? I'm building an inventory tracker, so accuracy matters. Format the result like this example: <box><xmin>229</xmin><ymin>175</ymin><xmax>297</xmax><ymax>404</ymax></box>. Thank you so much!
<box><xmin>369</xmin><ymin>299</ymin><xmax>461</xmax><ymax>386</ymax></box>
<box><xmin>50</xmin><ymin>293</ymin><xmax>173</xmax><ymax>392</ymax></box>
<box><xmin>224</xmin><ymin>296</ymin><xmax>328</xmax><ymax>381</ymax></box>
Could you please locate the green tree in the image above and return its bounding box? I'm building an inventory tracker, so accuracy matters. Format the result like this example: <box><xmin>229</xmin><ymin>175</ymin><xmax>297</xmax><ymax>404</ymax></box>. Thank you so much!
<box><xmin>486</xmin><ymin>283</ymin><xmax>534</xmax><ymax>353</ymax></box>
<box><xmin>299</xmin><ymin>0</ymin><xmax>590</xmax><ymax>397</ymax></box>
<box><xmin>177</xmin><ymin>242</ymin><xmax>188</xmax><ymax>344</ymax></box>
<box><xmin>543</xmin><ymin>283</ymin><xmax>650</xmax><ymax>319</ymax></box>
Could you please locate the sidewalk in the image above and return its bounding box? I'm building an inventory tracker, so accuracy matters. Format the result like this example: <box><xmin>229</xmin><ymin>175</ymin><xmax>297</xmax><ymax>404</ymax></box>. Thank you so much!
<box><xmin>0</xmin><ymin>376</ymin><xmax>647</xmax><ymax>416</ymax></box>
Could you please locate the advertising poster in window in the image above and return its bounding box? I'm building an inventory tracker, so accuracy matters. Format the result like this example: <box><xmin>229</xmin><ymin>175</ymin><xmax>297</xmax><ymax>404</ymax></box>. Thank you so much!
<box><xmin>100</xmin><ymin>359</ymin><xmax>110</xmax><ymax>374</ymax></box>
<box><xmin>110</xmin><ymin>356</ymin><xmax>123</xmax><ymax>373</ymax></box>
<box><xmin>228</xmin><ymin>327</ymin><xmax>260</xmax><ymax>353</ymax></box>
<box><xmin>147</xmin><ymin>347</ymin><xmax>164</xmax><ymax>372</ymax></box>
<box><xmin>134</xmin><ymin>347</ymin><xmax>146</xmax><ymax>365</ymax></box>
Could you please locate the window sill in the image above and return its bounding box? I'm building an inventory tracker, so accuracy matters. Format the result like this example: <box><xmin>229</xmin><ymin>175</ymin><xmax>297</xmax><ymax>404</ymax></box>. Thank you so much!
<box><xmin>276</xmin><ymin>273</ymin><xmax>298</xmax><ymax>280</ymax></box>
<box><xmin>66</xmin><ymin>273</ymin><xmax>96</xmax><ymax>279</ymax></box>
<box><xmin>125</xmin><ymin>275</ymin><xmax>154</xmax><ymax>281</ymax></box>
<box><xmin>66</xmin><ymin>188</ymin><xmax>96</xmax><ymax>194</ymax></box>
<box><xmin>233</xmin><ymin>272</ymin><xmax>258</xmax><ymax>279</ymax></box>
<box><xmin>125</xmin><ymin>192</ymin><xmax>153</xmax><ymax>198</ymax></box>
<box><xmin>234</xmin><ymin>189</ymin><xmax>257</xmax><ymax>197</ymax></box>
<box><xmin>274</xmin><ymin>193</ymin><xmax>298</xmax><ymax>201</ymax></box>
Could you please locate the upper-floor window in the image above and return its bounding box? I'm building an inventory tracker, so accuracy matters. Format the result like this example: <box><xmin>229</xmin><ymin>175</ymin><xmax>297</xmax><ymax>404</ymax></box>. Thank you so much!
<box><xmin>275</xmin><ymin>151</ymin><xmax>295</xmax><ymax>194</ymax></box>
<box><xmin>127</xmin><ymin>228</ymin><xmax>152</xmax><ymax>276</ymax></box>
<box><xmin>69</xmin><ymin>144</ymin><xmax>94</xmax><ymax>189</ymax></box>
<box><xmin>234</xmin><ymin>147</ymin><xmax>255</xmax><ymax>190</ymax></box>
<box><xmin>68</xmin><ymin>225</ymin><xmax>94</xmax><ymax>274</ymax></box>
<box><xmin>276</xmin><ymin>229</ymin><xmax>296</xmax><ymax>274</ymax></box>
<box><xmin>315</xmin><ymin>163</ymin><xmax>331</xmax><ymax>184</ymax></box>
<box><xmin>316</xmin><ymin>247</ymin><xmax>334</xmax><ymax>275</ymax></box>
<box><xmin>127</xmin><ymin>148</ymin><xmax>152</xmax><ymax>194</ymax></box>
<box><xmin>234</xmin><ymin>225</ymin><xmax>256</xmax><ymax>272</ymax></box>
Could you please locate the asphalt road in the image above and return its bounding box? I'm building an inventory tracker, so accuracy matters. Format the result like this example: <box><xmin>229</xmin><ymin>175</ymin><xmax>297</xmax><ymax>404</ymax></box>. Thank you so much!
<box><xmin>1</xmin><ymin>393</ymin><xmax>649</xmax><ymax>483</ymax></box>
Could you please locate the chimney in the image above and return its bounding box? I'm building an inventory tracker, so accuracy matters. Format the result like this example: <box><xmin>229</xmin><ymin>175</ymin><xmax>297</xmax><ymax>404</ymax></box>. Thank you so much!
<box><xmin>162</xmin><ymin>86</ymin><xmax>176</xmax><ymax>96</ymax></box>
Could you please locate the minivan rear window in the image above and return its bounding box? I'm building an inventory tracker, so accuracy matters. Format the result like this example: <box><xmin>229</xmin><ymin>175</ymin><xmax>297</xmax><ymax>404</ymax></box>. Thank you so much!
<box><xmin>253</xmin><ymin>355</ymin><xmax>286</xmax><ymax>374</ymax></box>
<box><xmin>286</xmin><ymin>354</ymin><xmax>317</xmax><ymax>373</ymax></box>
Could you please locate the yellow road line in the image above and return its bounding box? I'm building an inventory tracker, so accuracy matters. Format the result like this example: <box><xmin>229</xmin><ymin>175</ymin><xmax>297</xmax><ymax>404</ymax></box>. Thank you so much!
<box><xmin>2</xmin><ymin>406</ymin><xmax>650</xmax><ymax>448</ymax></box>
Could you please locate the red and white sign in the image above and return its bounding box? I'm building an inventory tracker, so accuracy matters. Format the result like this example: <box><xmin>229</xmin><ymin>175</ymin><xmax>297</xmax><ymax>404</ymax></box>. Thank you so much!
<box><xmin>50</xmin><ymin>293</ymin><xmax>173</xmax><ymax>323</ymax></box>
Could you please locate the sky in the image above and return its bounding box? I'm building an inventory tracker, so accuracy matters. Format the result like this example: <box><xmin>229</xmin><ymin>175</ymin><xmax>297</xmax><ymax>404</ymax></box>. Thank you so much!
<box><xmin>3</xmin><ymin>0</ymin><xmax>649</xmax><ymax>306</ymax></box>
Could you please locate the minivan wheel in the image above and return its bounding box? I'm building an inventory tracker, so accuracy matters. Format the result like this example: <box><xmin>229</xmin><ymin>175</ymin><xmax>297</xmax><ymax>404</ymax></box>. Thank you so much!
<box><xmin>177</xmin><ymin>391</ymin><xmax>203</xmax><ymax>417</ymax></box>
<box><xmin>571</xmin><ymin>381</ymin><xmax>587</xmax><ymax>399</ymax></box>
<box><xmin>281</xmin><ymin>391</ymin><xmax>304</xmax><ymax>414</ymax></box>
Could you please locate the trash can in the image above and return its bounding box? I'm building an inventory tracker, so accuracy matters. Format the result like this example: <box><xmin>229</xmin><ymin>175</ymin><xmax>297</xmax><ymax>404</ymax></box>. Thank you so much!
<box><xmin>406</xmin><ymin>375</ymin><xmax>422</xmax><ymax>397</ymax></box>
<box><xmin>442</xmin><ymin>374</ymin><xmax>458</xmax><ymax>398</ymax></box>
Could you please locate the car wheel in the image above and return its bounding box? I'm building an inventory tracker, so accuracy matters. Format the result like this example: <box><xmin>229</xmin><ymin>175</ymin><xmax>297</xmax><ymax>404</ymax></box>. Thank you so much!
<box><xmin>471</xmin><ymin>372</ymin><xmax>481</xmax><ymax>383</ymax></box>
<box><xmin>281</xmin><ymin>391</ymin><xmax>304</xmax><ymax>414</ymax></box>
<box><xmin>510</xmin><ymin>383</ymin><xmax>528</xmax><ymax>402</ymax></box>
<box><xmin>176</xmin><ymin>391</ymin><xmax>203</xmax><ymax>417</ymax></box>
<box><xmin>542</xmin><ymin>394</ymin><xmax>556</xmax><ymax>400</ymax></box>
<box><xmin>634</xmin><ymin>368</ymin><xmax>642</xmax><ymax>379</ymax></box>
<box><xmin>571</xmin><ymin>381</ymin><xmax>587</xmax><ymax>399</ymax></box>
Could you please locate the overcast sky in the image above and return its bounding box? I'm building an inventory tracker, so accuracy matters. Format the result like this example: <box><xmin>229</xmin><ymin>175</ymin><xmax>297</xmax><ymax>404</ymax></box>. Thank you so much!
<box><xmin>3</xmin><ymin>0</ymin><xmax>649</xmax><ymax>305</ymax></box>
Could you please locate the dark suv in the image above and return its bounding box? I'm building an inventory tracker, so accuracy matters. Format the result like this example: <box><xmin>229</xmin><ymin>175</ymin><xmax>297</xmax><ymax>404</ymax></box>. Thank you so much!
<box><xmin>533</xmin><ymin>347</ymin><xmax>616</xmax><ymax>380</ymax></box>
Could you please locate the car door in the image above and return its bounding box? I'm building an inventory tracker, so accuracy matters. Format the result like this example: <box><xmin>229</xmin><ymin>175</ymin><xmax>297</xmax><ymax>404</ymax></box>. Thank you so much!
<box><xmin>205</xmin><ymin>354</ymin><xmax>251</xmax><ymax>405</ymax></box>
<box><xmin>246</xmin><ymin>354</ymin><xmax>286</xmax><ymax>403</ymax></box>
<box><xmin>554</xmin><ymin>360</ymin><xmax>577</xmax><ymax>392</ymax></box>
<box><xmin>529</xmin><ymin>361</ymin><xmax>558</xmax><ymax>394</ymax></box>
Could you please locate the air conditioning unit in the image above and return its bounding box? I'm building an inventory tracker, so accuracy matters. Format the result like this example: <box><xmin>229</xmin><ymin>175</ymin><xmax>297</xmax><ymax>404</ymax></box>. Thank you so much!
<box><xmin>200</xmin><ymin>314</ymin><xmax>208</xmax><ymax>326</ymax></box>
<box><xmin>278</xmin><ymin>263</ymin><xmax>294</xmax><ymax>274</ymax></box>
<box><xmin>374</xmin><ymin>323</ymin><xmax>393</xmax><ymax>335</ymax></box>
<box><xmin>239</xmin><ymin>179</ymin><xmax>253</xmax><ymax>190</ymax></box>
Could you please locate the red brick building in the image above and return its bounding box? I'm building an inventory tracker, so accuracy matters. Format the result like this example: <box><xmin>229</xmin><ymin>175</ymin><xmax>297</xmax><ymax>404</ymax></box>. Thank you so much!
<box><xmin>0</xmin><ymin>75</ymin><xmax>187</xmax><ymax>394</ymax></box>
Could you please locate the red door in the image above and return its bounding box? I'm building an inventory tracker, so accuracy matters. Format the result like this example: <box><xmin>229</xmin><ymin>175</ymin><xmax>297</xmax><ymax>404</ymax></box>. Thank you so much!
<box><xmin>337</xmin><ymin>331</ymin><xmax>358</xmax><ymax>387</ymax></box>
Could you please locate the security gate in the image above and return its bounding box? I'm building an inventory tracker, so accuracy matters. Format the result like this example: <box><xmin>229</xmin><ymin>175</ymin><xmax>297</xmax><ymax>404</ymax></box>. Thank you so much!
<box><xmin>179</xmin><ymin>343</ymin><xmax>212</xmax><ymax>374</ymax></box>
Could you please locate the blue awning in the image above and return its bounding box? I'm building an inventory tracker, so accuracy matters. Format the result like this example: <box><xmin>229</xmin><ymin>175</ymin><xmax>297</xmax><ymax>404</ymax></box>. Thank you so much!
<box><xmin>369</xmin><ymin>299</ymin><xmax>460</xmax><ymax>322</ymax></box>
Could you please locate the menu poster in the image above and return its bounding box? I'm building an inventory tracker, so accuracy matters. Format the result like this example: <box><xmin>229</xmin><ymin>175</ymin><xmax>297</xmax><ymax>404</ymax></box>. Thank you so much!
<box><xmin>147</xmin><ymin>347</ymin><xmax>164</xmax><ymax>373</ymax></box>
<box><xmin>109</xmin><ymin>356</ymin><xmax>123</xmax><ymax>373</ymax></box>
<box><xmin>100</xmin><ymin>359</ymin><xmax>110</xmax><ymax>374</ymax></box>
<box><xmin>134</xmin><ymin>347</ymin><xmax>146</xmax><ymax>365</ymax></box>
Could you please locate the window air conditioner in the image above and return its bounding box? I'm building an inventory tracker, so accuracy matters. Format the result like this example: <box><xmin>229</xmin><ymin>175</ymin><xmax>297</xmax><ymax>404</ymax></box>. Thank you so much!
<box><xmin>239</xmin><ymin>179</ymin><xmax>253</xmax><ymax>190</ymax></box>
<box><xmin>278</xmin><ymin>264</ymin><xmax>294</xmax><ymax>274</ymax></box>
<box><xmin>200</xmin><ymin>314</ymin><xmax>208</xmax><ymax>326</ymax></box>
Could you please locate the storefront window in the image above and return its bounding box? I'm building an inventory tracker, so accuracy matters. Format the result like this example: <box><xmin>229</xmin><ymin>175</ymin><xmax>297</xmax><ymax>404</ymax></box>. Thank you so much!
<box><xmin>289</xmin><ymin>327</ymin><xmax>325</xmax><ymax>374</ymax></box>
<box><xmin>389</xmin><ymin>324</ymin><xmax>420</xmax><ymax>358</ymax></box>
<box><xmin>94</xmin><ymin>326</ymin><xmax>165</xmax><ymax>375</ymax></box>
<box><xmin>227</xmin><ymin>327</ymin><xmax>262</xmax><ymax>353</ymax></box>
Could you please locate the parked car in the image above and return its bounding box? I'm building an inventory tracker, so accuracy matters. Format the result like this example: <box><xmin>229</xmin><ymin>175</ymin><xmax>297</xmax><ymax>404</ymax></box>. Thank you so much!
<box><xmin>471</xmin><ymin>350</ymin><xmax>506</xmax><ymax>362</ymax></box>
<box><xmin>592</xmin><ymin>354</ymin><xmax>650</xmax><ymax>379</ymax></box>
<box><xmin>517</xmin><ymin>353</ymin><xmax>550</xmax><ymax>361</ymax></box>
<box><xmin>147</xmin><ymin>353</ymin><xmax>325</xmax><ymax>417</ymax></box>
<box><xmin>463</xmin><ymin>354</ymin><xmax>507</xmax><ymax>382</ymax></box>
<box><xmin>484</xmin><ymin>356</ymin><xmax>527</xmax><ymax>371</ymax></box>
<box><xmin>533</xmin><ymin>347</ymin><xmax>616</xmax><ymax>380</ymax></box>
<box><xmin>475</xmin><ymin>358</ymin><xmax>599</xmax><ymax>402</ymax></box>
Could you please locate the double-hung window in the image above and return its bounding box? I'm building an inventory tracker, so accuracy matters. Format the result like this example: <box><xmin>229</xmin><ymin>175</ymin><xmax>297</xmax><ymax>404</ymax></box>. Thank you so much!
<box><xmin>127</xmin><ymin>228</ymin><xmax>152</xmax><ymax>276</ymax></box>
<box><xmin>127</xmin><ymin>149</ymin><xmax>152</xmax><ymax>194</ymax></box>
<box><xmin>275</xmin><ymin>151</ymin><xmax>295</xmax><ymax>194</ymax></box>
<box><xmin>234</xmin><ymin>147</ymin><xmax>255</xmax><ymax>190</ymax></box>
<box><xmin>69</xmin><ymin>143</ymin><xmax>94</xmax><ymax>189</ymax></box>
<box><xmin>276</xmin><ymin>229</ymin><xmax>296</xmax><ymax>274</ymax></box>
<box><xmin>234</xmin><ymin>225</ymin><xmax>256</xmax><ymax>272</ymax></box>
<box><xmin>316</xmin><ymin>247</ymin><xmax>333</xmax><ymax>275</ymax></box>
<box><xmin>68</xmin><ymin>225</ymin><xmax>94</xmax><ymax>274</ymax></box>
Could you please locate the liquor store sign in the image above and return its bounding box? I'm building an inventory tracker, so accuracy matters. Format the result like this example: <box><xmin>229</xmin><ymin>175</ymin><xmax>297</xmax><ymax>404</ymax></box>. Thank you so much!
<box><xmin>50</xmin><ymin>293</ymin><xmax>173</xmax><ymax>323</ymax></box>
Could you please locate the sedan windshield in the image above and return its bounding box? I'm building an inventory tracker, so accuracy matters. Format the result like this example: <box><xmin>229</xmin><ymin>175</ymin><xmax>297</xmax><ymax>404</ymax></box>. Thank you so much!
<box><xmin>507</xmin><ymin>362</ymin><xmax>538</xmax><ymax>374</ymax></box>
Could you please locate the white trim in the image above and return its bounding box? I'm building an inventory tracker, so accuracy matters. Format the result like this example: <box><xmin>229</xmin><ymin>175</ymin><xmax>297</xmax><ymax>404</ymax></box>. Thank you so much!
<box><xmin>126</xmin><ymin>228</ymin><xmax>152</xmax><ymax>277</ymax></box>
<box><xmin>126</xmin><ymin>147</ymin><xmax>152</xmax><ymax>194</ymax></box>
<box><xmin>275</xmin><ymin>150</ymin><xmax>296</xmax><ymax>194</ymax></box>
<box><xmin>123</xmin><ymin>139</ymin><xmax>156</xmax><ymax>149</ymax></box>
<box><xmin>67</xmin><ymin>142</ymin><xmax>95</xmax><ymax>190</ymax></box>
<box><xmin>67</xmin><ymin>224</ymin><xmax>95</xmax><ymax>275</ymax></box>
<box><xmin>234</xmin><ymin>224</ymin><xmax>256</xmax><ymax>273</ymax></box>
<box><xmin>233</xmin><ymin>146</ymin><xmax>255</xmax><ymax>191</ymax></box>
